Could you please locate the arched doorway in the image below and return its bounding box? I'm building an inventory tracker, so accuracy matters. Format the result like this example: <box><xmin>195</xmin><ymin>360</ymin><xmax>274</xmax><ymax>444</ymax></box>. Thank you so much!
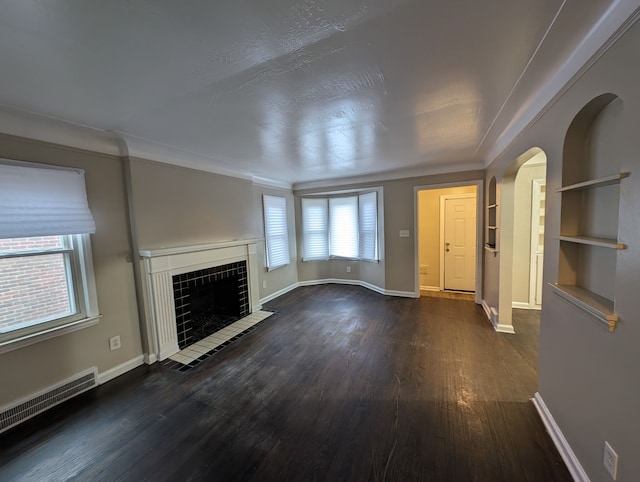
<box><xmin>498</xmin><ymin>148</ymin><xmax>547</xmax><ymax>329</ymax></box>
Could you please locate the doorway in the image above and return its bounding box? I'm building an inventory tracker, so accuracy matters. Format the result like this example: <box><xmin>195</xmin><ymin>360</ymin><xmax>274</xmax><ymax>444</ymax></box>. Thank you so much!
<box><xmin>441</xmin><ymin>194</ymin><xmax>477</xmax><ymax>291</ymax></box>
<box><xmin>415</xmin><ymin>183</ymin><xmax>480</xmax><ymax>299</ymax></box>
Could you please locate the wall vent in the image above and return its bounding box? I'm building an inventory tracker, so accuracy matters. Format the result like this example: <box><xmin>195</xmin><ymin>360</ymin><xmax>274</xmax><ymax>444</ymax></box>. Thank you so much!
<box><xmin>0</xmin><ymin>367</ymin><xmax>97</xmax><ymax>433</ymax></box>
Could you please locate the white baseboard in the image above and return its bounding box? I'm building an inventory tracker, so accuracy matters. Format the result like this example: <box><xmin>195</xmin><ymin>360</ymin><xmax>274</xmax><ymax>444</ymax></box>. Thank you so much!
<box><xmin>143</xmin><ymin>353</ymin><xmax>157</xmax><ymax>365</ymax></box>
<box><xmin>97</xmin><ymin>355</ymin><xmax>145</xmax><ymax>385</ymax></box>
<box><xmin>260</xmin><ymin>282</ymin><xmax>299</xmax><ymax>305</ymax></box>
<box><xmin>420</xmin><ymin>285</ymin><xmax>441</xmax><ymax>292</ymax></box>
<box><xmin>532</xmin><ymin>392</ymin><xmax>589</xmax><ymax>482</ymax></box>
<box><xmin>481</xmin><ymin>300</ymin><xmax>516</xmax><ymax>334</ymax></box>
<box><xmin>296</xmin><ymin>278</ymin><xmax>417</xmax><ymax>298</ymax></box>
<box><xmin>512</xmin><ymin>301</ymin><xmax>541</xmax><ymax>310</ymax></box>
<box><xmin>496</xmin><ymin>323</ymin><xmax>516</xmax><ymax>334</ymax></box>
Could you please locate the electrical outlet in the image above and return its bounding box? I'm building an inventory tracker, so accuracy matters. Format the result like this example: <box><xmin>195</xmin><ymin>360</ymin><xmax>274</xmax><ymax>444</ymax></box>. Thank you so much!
<box><xmin>603</xmin><ymin>441</ymin><xmax>618</xmax><ymax>480</ymax></box>
<box><xmin>346</xmin><ymin>266</ymin><xmax>351</xmax><ymax>273</ymax></box>
<box><xmin>399</xmin><ymin>229</ymin><xmax>410</xmax><ymax>237</ymax></box>
<box><xmin>109</xmin><ymin>335</ymin><xmax>121</xmax><ymax>351</ymax></box>
<box><xmin>262</xmin><ymin>280</ymin><xmax>267</xmax><ymax>289</ymax></box>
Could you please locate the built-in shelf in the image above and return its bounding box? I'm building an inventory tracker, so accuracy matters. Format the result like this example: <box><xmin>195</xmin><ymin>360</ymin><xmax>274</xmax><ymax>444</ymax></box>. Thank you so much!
<box><xmin>555</xmin><ymin>235</ymin><xmax>626</xmax><ymax>250</ymax></box>
<box><xmin>484</xmin><ymin>244</ymin><xmax>498</xmax><ymax>255</ymax></box>
<box><xmin>557</xmin><ymin>172</ymin><xmax>629</xmax><ymax>192</ymax></box>
<box><xmin>549</xmin><ymin>283</ymin><xmax>617</xmax><ymax>332</ymax></box>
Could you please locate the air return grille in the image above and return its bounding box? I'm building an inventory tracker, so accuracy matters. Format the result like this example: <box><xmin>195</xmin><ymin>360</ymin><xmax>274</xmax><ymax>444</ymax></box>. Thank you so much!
<box><xmin>0</xmin><ymin>367</ymin><xmax>97</xmax><ymax>433</ymax></box>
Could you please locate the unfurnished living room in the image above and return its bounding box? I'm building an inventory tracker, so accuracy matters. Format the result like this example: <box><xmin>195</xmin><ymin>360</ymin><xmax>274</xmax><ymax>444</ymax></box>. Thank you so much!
<box><xmin>0</xmin><ymin>1</ymin><xmax>638</xmax><ymax>481</ymax></box>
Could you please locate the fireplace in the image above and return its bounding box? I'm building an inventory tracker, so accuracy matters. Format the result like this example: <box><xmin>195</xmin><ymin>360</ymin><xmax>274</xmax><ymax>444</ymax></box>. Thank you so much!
<box><xmin>140</xmin><ymin>239</ymin><xmax>262</xmax><ymax>362</ymax></box>
<box><xmin>173</xmin><ymin>261</ymin><xmax>249</xmax><ymax>349</ymax></box>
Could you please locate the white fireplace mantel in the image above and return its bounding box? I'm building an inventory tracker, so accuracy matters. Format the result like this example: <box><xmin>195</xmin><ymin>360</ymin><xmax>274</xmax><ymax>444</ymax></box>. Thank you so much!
<box><xmin>139</xmin><ymin>239</ymin><xmax>263</xmax><ymax>363</ymax></box>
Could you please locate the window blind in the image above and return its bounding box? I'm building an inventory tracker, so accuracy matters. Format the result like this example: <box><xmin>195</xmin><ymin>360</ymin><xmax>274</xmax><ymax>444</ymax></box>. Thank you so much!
<box><xmin>0</xmin><ymin>161</ymin><xmax>96</xmax><ymax>239</ymax></box>
<box><xmin>263</xmin><ymin>195</ymin><xmax>290</xmax><ymax>270</ymax></box>
<box><xmin>301</xmin><ymin>198</ymin><xmax>329</xmax><ymax>260</ymax></box>
<box><xmin>358</xmin><ymin>191</ymin><xmax>378</xmax><ymax>260</ymax></box>
<box><xmin>329</xmin><ymin>196</ymin><xmax>358</xmax><ymax>258</ymax></box>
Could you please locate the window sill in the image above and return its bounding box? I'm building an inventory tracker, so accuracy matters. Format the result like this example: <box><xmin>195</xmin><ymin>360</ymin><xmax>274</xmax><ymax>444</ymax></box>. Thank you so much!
<box><xmin>0</xmin><ymin>314</ymin><xmax>102</xmax><ymax>355</ymax></box>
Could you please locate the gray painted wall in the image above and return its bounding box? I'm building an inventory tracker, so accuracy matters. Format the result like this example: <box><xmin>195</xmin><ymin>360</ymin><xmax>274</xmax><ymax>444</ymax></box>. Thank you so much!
<box><xmin>484</xmin><ymin>20</ymin><xmax>640</xmax><ymax>482</ymax></box>
<box><xmin>0</xmin><ymin>135</ymin><xmax>141</xmax><ymax>406</ymax></box>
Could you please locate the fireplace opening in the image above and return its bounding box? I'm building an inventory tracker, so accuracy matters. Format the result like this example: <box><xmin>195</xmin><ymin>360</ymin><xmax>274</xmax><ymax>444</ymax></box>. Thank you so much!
<box><xmin>173</xmin><ymin>261</ymin><xmax>249</xmax><ymax>349</ymax></box>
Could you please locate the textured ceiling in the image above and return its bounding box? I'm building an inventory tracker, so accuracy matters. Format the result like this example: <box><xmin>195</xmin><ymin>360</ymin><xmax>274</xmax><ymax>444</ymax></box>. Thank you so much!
<box><xmin>0</xmin><ymin>0</ymin><xmax>625</xmax><ymax>185</ymax></box>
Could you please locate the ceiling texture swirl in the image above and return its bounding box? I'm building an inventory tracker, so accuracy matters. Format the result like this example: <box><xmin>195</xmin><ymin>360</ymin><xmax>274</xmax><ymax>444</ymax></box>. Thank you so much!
<box><xmin>0</xmin><ymin>0</ymin><xmax>638</xmax><ymax>187</ymax></box>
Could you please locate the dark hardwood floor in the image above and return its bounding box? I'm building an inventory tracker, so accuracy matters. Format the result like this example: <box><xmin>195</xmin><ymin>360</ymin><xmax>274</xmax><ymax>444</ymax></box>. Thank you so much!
<box><xmin>0</xmin><ymin>285</ymin><xmax>570</xmax><ymax>481</ymax></box>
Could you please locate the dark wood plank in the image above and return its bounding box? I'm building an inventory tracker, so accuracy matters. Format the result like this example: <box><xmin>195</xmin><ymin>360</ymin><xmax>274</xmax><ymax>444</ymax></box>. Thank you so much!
<box><xmin>0</xmin><ymin>285</ymin><xmax>570</xmax><ymax>481</ymax></box>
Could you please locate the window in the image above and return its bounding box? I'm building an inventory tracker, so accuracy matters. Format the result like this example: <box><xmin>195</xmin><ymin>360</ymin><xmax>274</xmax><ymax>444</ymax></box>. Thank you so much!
<box><xmin>0</xmin><ymin>161</ymin><xmax>98</xmax><ymax>350</ymax></box>
<box><xmin>262</xmin><ymin>195</ymin><xmax>290</xmax><ymax>270</ymax></box>
<box><xmin>301</xmin><ymin>198</ymin><xmax>329</xmax><ymax>261</ymax></box>
<box><xmin>302</xmin><ymin>191</ymin><xmax>379</xmax><ymax>261</ymax></box>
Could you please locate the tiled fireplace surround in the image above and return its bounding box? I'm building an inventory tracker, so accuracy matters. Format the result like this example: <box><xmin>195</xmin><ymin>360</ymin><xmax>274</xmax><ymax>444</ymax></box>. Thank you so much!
<box><xmin>140</xmin><ymin>240</ymin><xmax>261</xmax><ymax>363</ymax></box>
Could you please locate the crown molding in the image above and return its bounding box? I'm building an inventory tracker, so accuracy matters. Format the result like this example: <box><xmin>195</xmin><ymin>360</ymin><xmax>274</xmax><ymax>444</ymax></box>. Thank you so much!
<box><xmin>292</xmin><ymin>161</ymin><xmax>483</xmax><ymax>191</ymax></box>
<box><xmin>484</xmin><ymin>0</ymin><xmax>640</xmax><ymax>167</ymax></box>
<box><xmin>250</xmin><ymin>176</ymin><xmax>293</xmax><ymax>190</ymax></box>
<box><xmin>0</xmin><ymin>104</ymin><xmax>121</xmax><ymax>156</ymax></box>
<box><xmin>0</xmin><ymin>105</ymin><xmax>288</xmax><ymax>186</ymax></box>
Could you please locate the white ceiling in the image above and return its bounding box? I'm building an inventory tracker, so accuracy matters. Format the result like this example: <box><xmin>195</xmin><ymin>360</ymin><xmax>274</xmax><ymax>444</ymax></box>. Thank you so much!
<box><xmin>0</xmin><ymin>0</ymin><xmax>634</xmax><ymax>186</ymax></box>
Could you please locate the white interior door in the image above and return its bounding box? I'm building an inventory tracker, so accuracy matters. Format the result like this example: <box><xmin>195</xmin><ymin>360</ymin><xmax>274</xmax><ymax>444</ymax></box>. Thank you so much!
<box><xmin>443</xmin><ymin>195</ymin><xmax>477</xmax><ymax>291</ymax></box>
<box><xmin>530</xmin><ymin>180</ymin><xmax>546</xmax><ymax>307</ymax></box>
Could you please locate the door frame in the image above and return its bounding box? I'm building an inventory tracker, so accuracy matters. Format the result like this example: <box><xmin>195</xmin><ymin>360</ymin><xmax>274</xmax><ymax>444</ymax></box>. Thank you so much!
<box><xmin>413</xmin><ymin>180</ymin><xmax>483</xmax><ymax>303</ymax></box>
<box><xmin>439</xmin><ymin>193</ymin><xmax>477</xmax><ymax>291</ymax></box>
<box><xmin>528</xmin><ymin>178</ymin><xmax>546</xmax><ymax>308</ymax></box>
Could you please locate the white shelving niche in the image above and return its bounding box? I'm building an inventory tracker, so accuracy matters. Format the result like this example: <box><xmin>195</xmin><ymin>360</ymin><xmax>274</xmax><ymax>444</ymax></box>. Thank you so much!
<box><xmin>485</xmin><ymin>177</ymin><xmax>498</xmax><ymax>255</ymax></box>
<box><xmin>553</xmin><ymin>93</ymin><xmax>628</xmax><ymax>332</ymax></box>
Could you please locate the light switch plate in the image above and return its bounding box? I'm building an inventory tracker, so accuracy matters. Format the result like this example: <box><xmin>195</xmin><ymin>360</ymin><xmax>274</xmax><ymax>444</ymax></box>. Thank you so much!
<box><xmin>399</xmin><ymin>230</ymin><xmax>410</xmax><ymax>237</ymax></box>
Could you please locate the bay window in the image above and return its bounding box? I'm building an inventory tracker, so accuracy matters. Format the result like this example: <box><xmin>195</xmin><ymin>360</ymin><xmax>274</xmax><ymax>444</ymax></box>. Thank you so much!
<box><xmin>302</xmin><ymin>191</ymin><xmax>378</xmax><ymax>261</ymax></box>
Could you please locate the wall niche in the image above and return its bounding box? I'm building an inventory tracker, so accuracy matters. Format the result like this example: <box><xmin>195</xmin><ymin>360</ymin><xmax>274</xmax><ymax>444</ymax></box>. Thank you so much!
<box><xmin>552</xmin><ymin>93</ymin><xmax>629</xmax><ymax>332</ymax></box>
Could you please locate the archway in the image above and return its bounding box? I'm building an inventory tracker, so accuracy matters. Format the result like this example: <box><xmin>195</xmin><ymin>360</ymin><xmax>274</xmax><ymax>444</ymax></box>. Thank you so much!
<box><xmin>498</xmin><ymin>147</ymin><xmax>547</xmax><ymax>329</ymax></box>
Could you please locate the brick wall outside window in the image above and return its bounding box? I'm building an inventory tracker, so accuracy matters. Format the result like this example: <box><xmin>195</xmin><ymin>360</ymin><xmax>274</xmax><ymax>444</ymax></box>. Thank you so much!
<box><xmin>0</xmin><ymin>237</ymin><xmax>73</xmax><ymax>331</ymax></box>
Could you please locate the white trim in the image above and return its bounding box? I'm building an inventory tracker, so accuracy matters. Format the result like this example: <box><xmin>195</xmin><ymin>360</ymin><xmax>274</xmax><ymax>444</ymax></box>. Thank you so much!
<box><xmin>97</xmin><ymin>355</ymin><xmax>145</xmax><ymax>385</ymax></box>
<box><xmin>512</xmin><ymin>301</ymin><xmax>541</xmax><ymax>310</ymax></box>
<box><xmin>420</xmin><ymin>285</ymin><xmax>440</xmax><ymax>292</ymax></box>
<box><xmin>414</xmin><ymin>180</ymin><xmax>483</xmax><ymax>304</ymax></box>
<box><xmin>532</xmin><ymin>392</ymin><xmax>590</xmax><ymax>482</ymax></box>
<box><xmin>294</xmin><ymin>162</ymin><xmax>483</xmax><ymax>191</ymax></box>
<box><xmin>296</xmin><ymin>278</ymin><xmax>417</xmax><ymax>298</ymax></box>
<box><xmin>260</xmin><ymin>283</ymin><xmax>299</xmax><ymax>305</ymax></box>
<box><xmin>481</xmin><ymin>300</ymin><xmax>516</xmax><ymax>334</ymax></box>
<box><xmin>496</xmin><ymin>323</ymin><xmax>516</xmax><ymax>334</ymax></box>
<box><xmin>481</xmin><ymin>300</ymin><xmax>493</xmax><ymax>321</ymax></box>
<box><xmin>139</xmin><ymin>238</ymin><xmax>263</xmax><ymax>258</ymax></box>
<box><xmin>143</xmin><ymin>353</ymin><xmax>157</xmax><ymax>365</ymax></box>
<box><xmin>485</xmin><ymin>2</ymin><xmax>640</xmax><ymax>167</ymax></box>
<box><xmin>439</xmin><ymin>193</ymin><xmax>477</xmax><ymax>292</ymax></box>
<box><xmin>530</xmin><ymin>179</ymin><xmax>545</xmax><ymax>308</ymax></box>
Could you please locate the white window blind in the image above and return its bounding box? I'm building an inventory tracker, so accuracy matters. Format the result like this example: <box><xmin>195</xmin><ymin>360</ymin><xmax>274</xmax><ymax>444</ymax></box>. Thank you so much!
<box><xmin>263</xmin><ymin>195</ymin><xmax>290</xmax><ymax>270</ymax></box>
<box><xmin>0</xmin><ymin>162</ymin><xmax>96</xmax><ymax>239</ymax></box>
<box><xmin>302</xmin><ymin>198</ymin><xmax>329</xmax><ymax>260</ymax></box>
<box><xmin>301</xmin><ymin>191</ymin><xmax>379</xmax><ymax>262</ymax></box>
<box><xmin>358</xmin><ymin>191</ymin><xmax>378</xmax><ymax>261</ymax></box>
<box><xmin>329</xmin><ymin>196</ymin><xmax>358</xmax><ymax>258</ymax></box>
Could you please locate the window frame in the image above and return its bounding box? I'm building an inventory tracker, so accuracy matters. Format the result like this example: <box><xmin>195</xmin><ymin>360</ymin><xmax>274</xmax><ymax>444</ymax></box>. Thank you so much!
<box><xmin>301</xmin><ymin>189</ymin><xmax>380</xmax><ymax>262</ymax></box>
<box><xmin>262</xmin><ymin>194</ymin><xmax>291</xmax><ymax>271</ymax></box>
<box><xmin>0</xmin><ymin>233</ymin><xmax>99</xmax><ymax>353</ymax></box>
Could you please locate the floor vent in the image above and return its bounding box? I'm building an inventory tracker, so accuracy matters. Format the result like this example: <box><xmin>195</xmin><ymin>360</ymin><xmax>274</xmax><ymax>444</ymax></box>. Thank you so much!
<box><xmin>0</xmin><ymin>367</ymin><xmax>97</xmax><ymax>433</ymax></box>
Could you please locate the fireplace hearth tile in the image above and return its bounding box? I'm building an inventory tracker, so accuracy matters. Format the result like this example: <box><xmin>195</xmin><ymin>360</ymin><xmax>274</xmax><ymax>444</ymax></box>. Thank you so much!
<box><xmin>164</xmin><ymin>310</ymin><xmax>275</xmax><ymax>371</ymax></box>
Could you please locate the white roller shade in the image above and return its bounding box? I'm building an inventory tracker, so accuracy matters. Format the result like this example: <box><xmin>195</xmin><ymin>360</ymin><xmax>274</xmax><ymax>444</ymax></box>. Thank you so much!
<box><xmin>302</xmin><ymin>198</ymin><xmax>329</xmax><ymax>260</ymax></box>
<box><xmin>329</xmin><ymin>196</ymin><xmax>358</xmax><ymax>258</ymax></box>
<box><xmin>358</xmin><ymin>191</ymin><xmax>378</xmax><ymax>261</ymax></box>
<box><xmin>263</xmin><ymin>194</ymin><xmax>290</xmax><ymax>270</ymax></box>
<box><xmin>0</xmin><ymin>161</ymin><xmax>96</xmax><ymax>239</ymax></box>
